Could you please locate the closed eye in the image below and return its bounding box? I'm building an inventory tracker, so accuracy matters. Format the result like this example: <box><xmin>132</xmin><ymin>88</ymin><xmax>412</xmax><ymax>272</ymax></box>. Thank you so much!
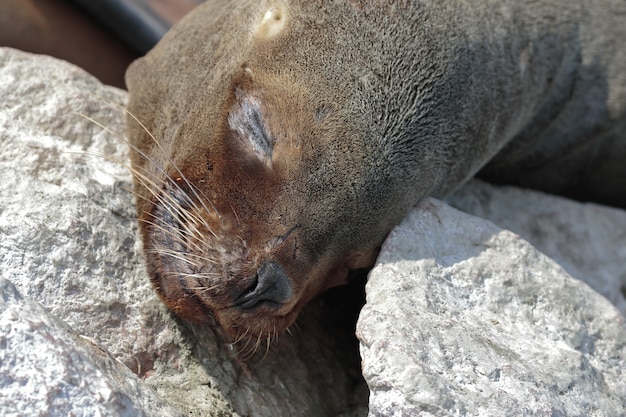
<box><xmin>228</xmin><ymin>93</ymin><xmax>274</xmax><ymax>164</ymax></box>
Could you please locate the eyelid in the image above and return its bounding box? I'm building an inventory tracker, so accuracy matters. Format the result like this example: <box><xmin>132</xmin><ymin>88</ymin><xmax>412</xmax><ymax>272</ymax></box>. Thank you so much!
<box><xmin>228</xmin><ymin>93</ymin><xmax>274</xmax><ymax>165</ymax></box>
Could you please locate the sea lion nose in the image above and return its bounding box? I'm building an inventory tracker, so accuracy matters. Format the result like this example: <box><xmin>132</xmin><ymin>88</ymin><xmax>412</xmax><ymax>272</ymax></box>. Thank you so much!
<box><xmin>234</xmin><ymin>261</ymin><xmax>293</xmax><ymax>310</ymax></box>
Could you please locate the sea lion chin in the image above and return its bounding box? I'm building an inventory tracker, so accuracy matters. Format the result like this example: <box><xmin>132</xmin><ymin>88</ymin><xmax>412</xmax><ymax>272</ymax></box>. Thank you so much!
<box><xmin>126</xmin><ymin>0</ymin><xmax>626</xmax><ymax>340</ymax></box>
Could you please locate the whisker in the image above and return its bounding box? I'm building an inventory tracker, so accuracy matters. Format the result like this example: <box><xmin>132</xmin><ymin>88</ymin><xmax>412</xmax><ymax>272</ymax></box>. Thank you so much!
<box><xmin>144</xmin><ymin>248</ymin><xmax>201</xmax><ymax>267</ymax></box>
<box><xmin>131</xmin><ymin>169</ymin><xmax>197</xmax><ymax>226</ymax></box>
<box><xmin>144</xmin><ymin>180</ymin><xmax>219</xmax><ymax>243</ymax></box>
<box><xmin>231</xmin><ymin>204</ymin><xmax>241</xmax><ymax>227</ymax></box>
<box><xmin>186</xmin><ymin>282</ymin><xmax>221</xmax><ymax>290</ymax></box>
<box><xmin>236</xmin><ymin>330</ymin><xmax>254</xmax><ymax>358</ymax></box>
<box><xmin>262</xmin><ymin>334</ymin><xmax>271</xmax><ymax>360</ymax></box>
<box><xmin>188</xmin><ymin>284</ymin><xmax>222</xmax><ymax>297</ymax></box>
<box><xmin>61</xmin><ymin>149</ymin><xmax>212</xmax><ymax>251</ymax></box>
<box><xmin>70</xmin><ymin>131</ymin><xmax>201</xmax><ymax>237</ymax></box>
<box><xmin>173</xmin><ymin>251</ymin><xmax>219</xmax><ymax>265</ymax></box>
<box><xmin>140</xmin><ymin>216</ymin><xmax>205</xmax><ymax>254</ymax></box>
<box><xmin>240</xmin><ymin>334</ymin><xmax>259</xmax><ymax>361</ymax></box>
<box><xmin>77</xmin><ymin>111</ymin><xmax>220</xmax><ymax>228</ymax></box>
<box><xmin>133</xmin><ymin>171</ymin><xmax>219</xmax><ymax>244</ymax></box>
<box><xmin>108</xmin><ymin>104</ymin><xmax>223</xmax><ymax>225</ymax></box>
<box><xmin>77</xmin><ymin>111</ymin><xmax>225</xmax><ymax>249</ymax></box>
<box><xmin>234</xmin><ymin>326</ymin><xmax>251</xmax><ymax>345</ymax></box>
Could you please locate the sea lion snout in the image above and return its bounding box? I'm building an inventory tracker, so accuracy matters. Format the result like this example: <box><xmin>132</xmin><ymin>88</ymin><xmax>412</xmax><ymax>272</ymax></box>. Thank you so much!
<box><xmin>232</xmin><ymin>261</ymin><xmax>293</xmax><ymax>310</ymax></box>
<box><xmin>143</xmin><ymin>180</ymin><xmax>305</xmax><ymax>336</ymax></box>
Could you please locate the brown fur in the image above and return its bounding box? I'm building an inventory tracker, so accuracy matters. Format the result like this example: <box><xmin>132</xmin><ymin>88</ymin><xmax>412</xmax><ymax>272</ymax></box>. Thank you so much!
<box><xmin>126</xmin><ymin>0</ymin><xmax>626</xmax><ymax>340</ymax></box>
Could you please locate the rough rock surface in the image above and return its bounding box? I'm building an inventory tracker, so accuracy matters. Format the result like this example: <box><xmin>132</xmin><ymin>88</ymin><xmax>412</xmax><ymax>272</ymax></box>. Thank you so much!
<box><xmin>447</xmin><ymin>181</ymin><xmax>626</xmax><ymax>316</ymax></box>
<box><xmin>2</xmin><ymin>47</ymin><xmax>625</xmax><ymax>417</ymax></box>
<box><xmin>358</xmin><ymin>197</ymin><xmax>626</xmax><ymax>417</ymax></box>
<box><xmin>0</xmin><ymin>277</ymin><xmax>183</xmax><ymax>417</ymax></box>
<box><xmin>0</xmin><ymin>48</ymin><xmax>367</xmax><ymax>417</ymax></box>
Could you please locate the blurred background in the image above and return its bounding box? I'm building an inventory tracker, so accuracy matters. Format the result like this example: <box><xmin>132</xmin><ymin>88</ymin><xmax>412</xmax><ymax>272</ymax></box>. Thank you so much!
<box><xmin>0</xmin><ymin>0</ymin><xmax>205</xmax><ymax>88</ymax></box>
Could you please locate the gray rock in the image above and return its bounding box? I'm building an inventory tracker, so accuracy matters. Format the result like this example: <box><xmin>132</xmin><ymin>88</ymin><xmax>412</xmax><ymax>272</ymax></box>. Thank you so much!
<box><xmin>447</xmin><ymin>180</ymin><xmax>626</xmax><ymax>316</ymax></box>
<box><xmin>358</xmin><ymin>197</ymin><xmax>626</xmax><ymax>417</ymax></box>
<box><xmin>0</xmin><ymin>277</ymin><xmax>184</xmax><ymax>417</ymax></box>
<box><xmin>0</xmin><ymin>45</ymin><xmax>164</xmax><ymax>381</ymax></box>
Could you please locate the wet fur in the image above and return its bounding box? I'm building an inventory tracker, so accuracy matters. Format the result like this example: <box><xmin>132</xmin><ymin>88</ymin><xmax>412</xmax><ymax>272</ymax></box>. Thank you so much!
<box><xmin>126</xmin><ymin>0</ymin><xmax>626</xmax><ymax>342</ymax></box>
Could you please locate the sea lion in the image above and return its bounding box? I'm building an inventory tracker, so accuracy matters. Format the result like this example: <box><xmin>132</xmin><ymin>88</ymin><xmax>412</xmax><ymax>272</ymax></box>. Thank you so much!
<box><xmin>125</xmin><ymin>0</ymin><xmax>626</xmax><ymax>341</ymax></box>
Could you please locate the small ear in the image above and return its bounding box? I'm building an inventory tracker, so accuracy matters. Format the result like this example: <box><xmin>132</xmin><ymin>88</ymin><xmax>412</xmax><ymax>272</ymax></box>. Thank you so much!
<box><xmin>228</xmin><ymin>91</ymin><xmax>275</xmax><ymax>165</ymax></box>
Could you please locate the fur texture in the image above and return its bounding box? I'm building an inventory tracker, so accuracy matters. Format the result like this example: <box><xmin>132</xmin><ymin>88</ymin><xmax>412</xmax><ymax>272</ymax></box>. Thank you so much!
<box><xmin>126</xmin><ymin>0</ymin><xmax>626</xmax><ymax>340</ymax></box>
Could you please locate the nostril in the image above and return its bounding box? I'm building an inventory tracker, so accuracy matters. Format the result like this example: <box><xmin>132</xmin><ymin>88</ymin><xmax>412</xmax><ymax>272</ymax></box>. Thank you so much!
<box><xmin>234</xmin><ymin>261</ymin><xmax>293</xmax><ymax>310</ymax></box>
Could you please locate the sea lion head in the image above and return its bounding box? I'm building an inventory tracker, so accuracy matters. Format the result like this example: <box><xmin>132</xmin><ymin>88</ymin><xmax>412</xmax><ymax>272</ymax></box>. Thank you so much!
<box><xmin>126</xmin><ymin>0</ymin><xmax>454</xmax><ymax>340</ymax></box>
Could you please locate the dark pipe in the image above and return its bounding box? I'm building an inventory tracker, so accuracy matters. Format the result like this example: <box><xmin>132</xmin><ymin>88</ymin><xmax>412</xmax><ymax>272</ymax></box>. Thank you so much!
<box><xmin>70</xmin><ymin>0</ymin><xmax>173</xmax><ymax>54</ymax></box>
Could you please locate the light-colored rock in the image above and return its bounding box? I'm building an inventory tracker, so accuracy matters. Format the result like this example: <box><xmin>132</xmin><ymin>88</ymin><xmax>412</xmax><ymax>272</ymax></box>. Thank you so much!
<box><xmin>0</xmin><ymin>48</ymin><xmax>367</xmax><ymax>417</ymax></box>
<box><xmin>358</xmin><ymin>198</ymin><xmax>626</xmax><ymax>417</ymax></box>
<box><xmin>0</xmin><ymin>45</ymin><xmax>166</xmax><ymax>380</ymax></box>
<box><xmin>0</xmin><ymin>277</ymin><xmax>184</xmax><ymax>417</ymax></box>
<box><xmin>447</xmin><ymin>180</ymin><xmax>626</xmax><ymax>316</ymax></box>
